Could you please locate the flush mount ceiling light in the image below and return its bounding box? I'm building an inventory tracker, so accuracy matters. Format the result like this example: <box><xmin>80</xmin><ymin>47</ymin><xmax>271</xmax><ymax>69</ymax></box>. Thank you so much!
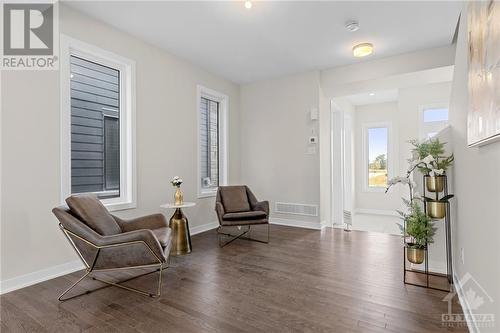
<box><xmin>244</xmin><ymin>0</ymin><xmax>252</xmax><ymax>9</ymax></box>
<box><xmin>369</xmin><ymin>92</ymin><xmax>375</xmax><ymax>96</ymax></box>
<box><xmin>352</xmin><ymin>43</ymin><xmax>373</xmax><ymax>57</ymax></box>
<box><xmin>345</xmin><ymin>20</ymin><xmax>359</xmax><ymax>32</ymax></box>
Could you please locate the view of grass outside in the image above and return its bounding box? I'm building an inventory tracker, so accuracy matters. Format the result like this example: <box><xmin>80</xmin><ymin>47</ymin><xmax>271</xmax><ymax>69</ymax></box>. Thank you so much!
<box><xmin>368</xmin><ymin>127</ymin><xmax>388</xmax><ymax>187</ymax></box>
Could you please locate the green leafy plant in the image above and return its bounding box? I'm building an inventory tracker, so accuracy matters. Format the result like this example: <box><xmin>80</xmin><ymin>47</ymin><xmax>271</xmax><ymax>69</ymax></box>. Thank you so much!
<box><xmin>409</xmin><ymin>138</ymin><xmax>454</xmax><ymax>175</ymax></box>
<box><xmin>397</xmin><ymin>199</ymin><xmax>436</xmax><ymax>249</ymax></box>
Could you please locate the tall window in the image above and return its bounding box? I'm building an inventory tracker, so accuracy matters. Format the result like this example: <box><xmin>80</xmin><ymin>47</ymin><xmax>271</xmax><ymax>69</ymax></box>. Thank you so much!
<box><xmin>363</xmin><ymin>123</ymin><xmax>390</xmax><ymax>190</ymax></box>
<box><xmin>420</xmin><ymin>105</ymin><xmax>449</xmax><ymax>140</ymax></box>
<box><xmin>61</xmin><ymin>36</ymin><xmax>136</xmax><ymax>211</ymax></box>
<box><xmin>200</xmin><ymin>97</ymin><xmax>219</xmax><ymax>190</ymax></box>
<box><xmin>198</xmin><ymin>86</ymin><xmax>228</xmax><ymax>197</ymax></box>
<box><xmin>70</xmin><ymin>55</ymin><xmax>120</xmax><ymax>198</ymax></box>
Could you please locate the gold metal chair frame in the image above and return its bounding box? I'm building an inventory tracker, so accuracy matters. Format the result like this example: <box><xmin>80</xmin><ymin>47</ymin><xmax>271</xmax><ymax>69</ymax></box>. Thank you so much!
<box><xmin>58</xmin><ymin>224</ymin><xmax>167</xmax><ymax>301</ymax></box>
<box><xmin>216</xmin><ymin>224</ymin><xmax>270</xmax><ymax>248</ymax></box>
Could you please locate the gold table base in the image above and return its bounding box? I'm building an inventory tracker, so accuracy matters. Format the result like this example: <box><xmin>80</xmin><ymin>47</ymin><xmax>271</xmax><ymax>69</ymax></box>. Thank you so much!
<box><xmin>169</xmin><ymin>208</ymin><xmax>192</xmax><ymax>255</ymax></box>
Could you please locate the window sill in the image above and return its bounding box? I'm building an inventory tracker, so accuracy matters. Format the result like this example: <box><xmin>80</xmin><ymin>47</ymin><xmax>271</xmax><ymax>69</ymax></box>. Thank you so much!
<box><xmin>362</xmin><ymin>187</ymin><xmax>387</xmax><ymax>193</ymax></box>
<box><xmin>102</xmin><ymin>200</ymin><xmax>136</xmax><ymax>212</ymax></box>
<box><xmin>198</xmin><ymin>190</ymin><xmax>217</xmax><ymax>199</ymax></box>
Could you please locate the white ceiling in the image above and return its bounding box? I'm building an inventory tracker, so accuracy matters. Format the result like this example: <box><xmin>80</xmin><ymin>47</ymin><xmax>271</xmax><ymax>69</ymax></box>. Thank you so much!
<box><xmin>66</xmin><ymin>1</ymin><xmax>462</xmax><ymax>84</ymax></box>
<box><xmin>344</xmin><ymin>89</ymin><xmax>399</xmax><ymax>106</ymax></box>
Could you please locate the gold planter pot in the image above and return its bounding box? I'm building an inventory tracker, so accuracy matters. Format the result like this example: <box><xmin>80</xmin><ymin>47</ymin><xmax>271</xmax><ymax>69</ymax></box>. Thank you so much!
<box><xmin>407</xmin><ymin>247</ymin><xmax>425</xmax><ymax>264</ymax></box>
<box><xmin>426</xmin><ymin>176</ymin><xmax>445</xmax><ymax>192</ymax></box>
<box><xmin>426</xmin><ymin>201</ymin><xmax>447</xmax><ymax>219</ymax></box>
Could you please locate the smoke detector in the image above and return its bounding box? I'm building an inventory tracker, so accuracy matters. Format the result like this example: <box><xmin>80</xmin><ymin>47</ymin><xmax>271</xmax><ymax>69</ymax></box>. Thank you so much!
<box><xmin>345</xmin><ymin>21</ymin><xmax>359</xmax><ymax>32</ymax></box>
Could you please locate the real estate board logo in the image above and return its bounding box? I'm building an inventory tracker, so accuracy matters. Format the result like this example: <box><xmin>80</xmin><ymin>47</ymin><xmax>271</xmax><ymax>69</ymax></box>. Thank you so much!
<box><xmin>1</xmin><ymin>2</ymin><xmax>58</xmax><ymax>70</ymax></box>
<box><xmin>442</xmin><ymin>273</ymin><xmax>495</xmax><ymax>329</ymax></box>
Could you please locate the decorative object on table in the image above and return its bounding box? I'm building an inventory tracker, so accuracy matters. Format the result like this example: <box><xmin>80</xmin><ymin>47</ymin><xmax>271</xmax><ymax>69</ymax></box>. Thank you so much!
<box><xmin>215</xmin><ymin>185</ymin><xmax>270</xmax><ymax>247</ymax></box>
<box><xmin>467</xmin><ymin>1</ymin><xmax>500</xmax><ymax>146</ymax></box>
<box><xmin>409</xmin><ymin>138</ymin><xmax>454</xmax><ymax>193</ymax></box>
<box><xmin>386</xmin><ymin>138</ymin><xmax>454</xmax><ymax>291</ymax></box>
<box><xmin>170</xmin><ymin>176</ymin><xmax>184</xmax><ymax>205</ymax></box>
<box><xmin>53</xmin><ymin>193</ymin><xmax>172</xmax><ymax>301</ymax></box>
<box><xmin>160</xmin><ymin>202</ymin><xmax>196</xmax><ymax>256</ymax></box>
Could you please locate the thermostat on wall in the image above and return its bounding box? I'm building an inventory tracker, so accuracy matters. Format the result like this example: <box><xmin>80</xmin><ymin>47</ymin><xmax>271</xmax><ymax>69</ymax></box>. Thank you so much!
<box><xmin>309</xmin><ymin>136</ymin><xmax>318</xmax><ymax>144</ymax></box>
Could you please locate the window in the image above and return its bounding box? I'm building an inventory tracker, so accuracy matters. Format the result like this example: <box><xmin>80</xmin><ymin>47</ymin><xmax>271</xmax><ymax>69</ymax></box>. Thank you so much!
<box><xmin>198</xmin><ymin>85</ymin><xmax>228</xmax><ymax>197</ymax></box>
<box><xmin>363</xmin><ymin>122</ymin><xmax>391</xmax><ymax>192</ymax></box>
<box><xmin>420</xmin><ymin>105</ymin><xmax>449</xmax><ymax>140</ymax></box>
<box><xmin>61</xmin><ymin>36</ymin><xmax>136</xmax><ymax>211</ymax></box>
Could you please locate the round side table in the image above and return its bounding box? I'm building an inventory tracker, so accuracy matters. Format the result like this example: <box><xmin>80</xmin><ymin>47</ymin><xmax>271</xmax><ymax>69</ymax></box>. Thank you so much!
<box><xmin>160</xmin><ymin>202</ymin><xmax>196</xmax><ymax>256</ymax></box>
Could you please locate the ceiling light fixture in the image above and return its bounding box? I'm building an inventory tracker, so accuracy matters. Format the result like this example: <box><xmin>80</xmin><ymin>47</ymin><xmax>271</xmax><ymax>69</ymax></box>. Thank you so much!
<box><xmin>244</xmin><ymin>1</ymin><xmax>252</xmax><ymax>9</ymax></box>
<box><xmin>345</xmin><ymin>21</ymin><xmax>359</xmax><ymax>32</ymax></box>
<box><xmin>369</xmin><ymin>92</ymin><xmax>375</xmax><ymax>96</ymax></box>
<box><xmin>352</xmin><ymin>43</ymin><xmax>373</xmax><ymax>57</ymax></box>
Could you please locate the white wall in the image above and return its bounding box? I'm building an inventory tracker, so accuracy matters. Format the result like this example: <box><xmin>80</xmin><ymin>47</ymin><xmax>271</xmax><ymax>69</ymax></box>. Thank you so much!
<box><xmin>321</xmin><ymin>45</ymin><xmax>455</xmax><ymax>97</ymax></box>
<box><xmin>397</xmin><ymin>82</ymin><xmax>452</xmax><ymax>181</ymax></box>
<box><xmin>449</xmin><ymin>7</ymin><xmax>500</xmax><ymax>331</ymax></box>
<box><xmin>1</xmin><ymin>5</ymin><xmax>240</xmax><ymax>285</ymax></box>
<box><xmin>240</xmin><ymin>71</ymin><xmax>321</xmax><ymax>224</ymax></box>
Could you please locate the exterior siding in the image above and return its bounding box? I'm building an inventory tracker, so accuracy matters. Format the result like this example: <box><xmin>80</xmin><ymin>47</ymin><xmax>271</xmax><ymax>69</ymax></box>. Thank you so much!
<box><xmin>70</xmin><ymin>55</ymin><xmax>120</xmax><ymax>196</ymax></box>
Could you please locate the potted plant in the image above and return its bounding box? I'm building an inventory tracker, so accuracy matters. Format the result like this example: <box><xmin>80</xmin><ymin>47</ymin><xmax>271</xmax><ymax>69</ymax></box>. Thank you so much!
<box><xmin>170</xmin><ymin>176</ymin><xmax>184</xmax><ymax>205</ymax></box>
<box><xmin>409</xmin><ymin>138</ymin><xmax>454</xmax><ymax>192</ymax></box>
<box><xmin>397</xmin><ymin>199</ymin><xmax>436</xmax><ymax>264</ymax></box>
<box><xmin>423</xmin><ymin>194</ymin><xmax>454</xmax><ymax>219</ymax></box>
<box><xmin>386</xmin><ymin>164</ymin><xmax>435</xmax><ymax>265</ymax></box>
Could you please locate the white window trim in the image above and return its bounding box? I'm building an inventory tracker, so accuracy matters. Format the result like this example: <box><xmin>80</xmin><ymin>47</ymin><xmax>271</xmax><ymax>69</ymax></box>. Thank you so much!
<box><xmin>419</xmin><ymin>102</ymin><xmax>449</xmax><ymax>140</ymax></box>
<box><xmin>197</xmin><ymin>85</ymin><xmax>228</xmax><ymax>198</ymax></box>
<box><xmin>362</xmin><ymin>121</ymin><xmax>393</xmax><ymax>193</ymax></box>
<box><xmin>60</xmin><ymin>35</ymin><xmax>136</xmax><ymax>211</ymax></box>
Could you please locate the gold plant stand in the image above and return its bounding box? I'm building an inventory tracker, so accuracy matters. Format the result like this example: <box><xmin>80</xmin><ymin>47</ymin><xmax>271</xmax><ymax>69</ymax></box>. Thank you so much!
<box><xmin>403</xmin><ymin>174</ymin><xmax>453</xmax><ymax>292</ymax></box>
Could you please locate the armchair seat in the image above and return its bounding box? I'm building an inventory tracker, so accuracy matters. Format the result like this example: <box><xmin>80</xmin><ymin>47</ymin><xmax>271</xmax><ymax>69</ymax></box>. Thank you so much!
<box><xmin>151</xmin><ymin>227</ymin><xmax>172</xmax><ymax>248</ymax></box>
<box><xmin>215</xmin><ymin>185</ymin><xmax>270</xmax><ymax>246</ymax></box>
<box><xmin>223</xmin><ymin>210</ymin><xmax>267</xmax><ymax>221</ymax></box>
<box><xmin>53</xmin><ymin>193</ymin><xmax>171</xmax><ymax>301</ymax></box>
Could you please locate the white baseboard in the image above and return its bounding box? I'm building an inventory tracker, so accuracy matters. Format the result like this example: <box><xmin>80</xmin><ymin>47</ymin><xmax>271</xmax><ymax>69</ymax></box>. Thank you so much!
<box><xmin>0</xmin><ymin>221</ymin><xmax>219</xmax><ymax>296</ymax></box>
<box><xmin>354</xmin><ymin>208</ymin><xmax>399</xmax><ymax>217</ymax></box>
<box><xmin>453</xmin><ymin>273</ymin><xmax>479</xmax><ymax>333</ymax></box>
<box><xmin>190</xmin><ymin>221</ymin><xmax>218</xmax><ymax>235</ymax></box>
<box><xmin>270</xmin><ymin>217</ymin><xmax>327</xmax><ymax>230</ymax></box>
<box><xmin>0</xmin><ymin>259</ymin><xmax>84</xmax><ymax>295</ymax></box>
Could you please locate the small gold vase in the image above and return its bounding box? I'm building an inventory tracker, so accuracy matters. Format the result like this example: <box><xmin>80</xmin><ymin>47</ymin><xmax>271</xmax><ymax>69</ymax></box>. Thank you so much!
<box><xmin>174</xmin><ymin>187</ymin><xmax>183</xmax><ymax>205</ymax></box>
<box><xmin>426</xmin><ymin>201</ymin><xmax>446</xmax><ymax>219</ymax></box>
<box><xmin>426</xmin><ymin>176</ymin><xmax>445</xmax><ymax>193</ymax></box>
<box><xmin>407</xmin><ymin>247</ymin><xmax>425</xmax><ymax>264</ymax></box>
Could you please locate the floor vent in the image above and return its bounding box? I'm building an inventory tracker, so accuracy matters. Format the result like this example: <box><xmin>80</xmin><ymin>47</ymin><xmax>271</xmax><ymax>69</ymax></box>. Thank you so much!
<box><xmin>343</xmin><ymin>210</ymin><xmax>352</xmax><ymax>226</ymax></box>
<box><xmin>275</xmin><ymin>202</ymin><xmax>318</xmax><ymax>217</ymax></box>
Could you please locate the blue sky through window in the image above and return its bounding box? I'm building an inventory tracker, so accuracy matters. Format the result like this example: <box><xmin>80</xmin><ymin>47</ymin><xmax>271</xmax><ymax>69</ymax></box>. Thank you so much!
<box><xmin>423</xmin><ymin>108</ymin><xmax>448</xmax><ymax>122</ymax></box>
<box><xmin>368</xmin><ymin>127</ymin><xmax>388</xmax><ymax>162</ymax></box>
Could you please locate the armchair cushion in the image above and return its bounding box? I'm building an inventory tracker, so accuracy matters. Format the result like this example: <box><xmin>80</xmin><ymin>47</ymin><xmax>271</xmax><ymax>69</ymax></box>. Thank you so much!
<box><xmin>113</xmin><ymin>213</ymin><xmax>168</xmax><ymax>232</ymax></box>
<box><xmin>151</xmin><ymin>227</ymin><xmax>172</xmax><ymax>248</ymax></box>
<box><xmin>220</xmin><ymin>186</ymin><xmax>251</xmax><ymax>213</ymax></box>
<box><xmin>223</xmin><ymin>210</ymin><xmax>267</xmax><ymax>221</ymax></box>
<box><xmin>66</xmin><ymin>193</ymin><xmax>121</xmax><ymax>236</ymax></box>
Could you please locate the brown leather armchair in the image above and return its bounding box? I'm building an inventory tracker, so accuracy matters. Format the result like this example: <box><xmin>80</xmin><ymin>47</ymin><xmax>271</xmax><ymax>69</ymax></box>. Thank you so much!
<box><xmin>215</xmin><ymin>185</ymin><xmax>270</xmax><ymax>247</ymax></box>
<box><xmin>53</xmin><ymin>193</ymin><xmax>171</xmax><ymax>301</ymax></box>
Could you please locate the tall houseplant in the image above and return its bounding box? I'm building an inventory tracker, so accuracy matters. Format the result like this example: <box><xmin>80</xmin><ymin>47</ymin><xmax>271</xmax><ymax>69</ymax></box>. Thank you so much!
<box><xmin>386</xmin><ymin>161</ymin><xmax>436</xmax><ymax>264</ymax></box>
<box><xmin>409</xmin><ymin>138</ymin><xmax>454</xmax><ymax>192</ymax></box>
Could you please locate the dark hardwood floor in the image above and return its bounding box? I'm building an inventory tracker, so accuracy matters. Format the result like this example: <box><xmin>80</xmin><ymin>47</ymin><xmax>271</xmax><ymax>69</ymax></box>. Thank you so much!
<box><xmin>1</xmin><ymin>225</ymin><xmax>467</xmax><ymax>333</ymax></box>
